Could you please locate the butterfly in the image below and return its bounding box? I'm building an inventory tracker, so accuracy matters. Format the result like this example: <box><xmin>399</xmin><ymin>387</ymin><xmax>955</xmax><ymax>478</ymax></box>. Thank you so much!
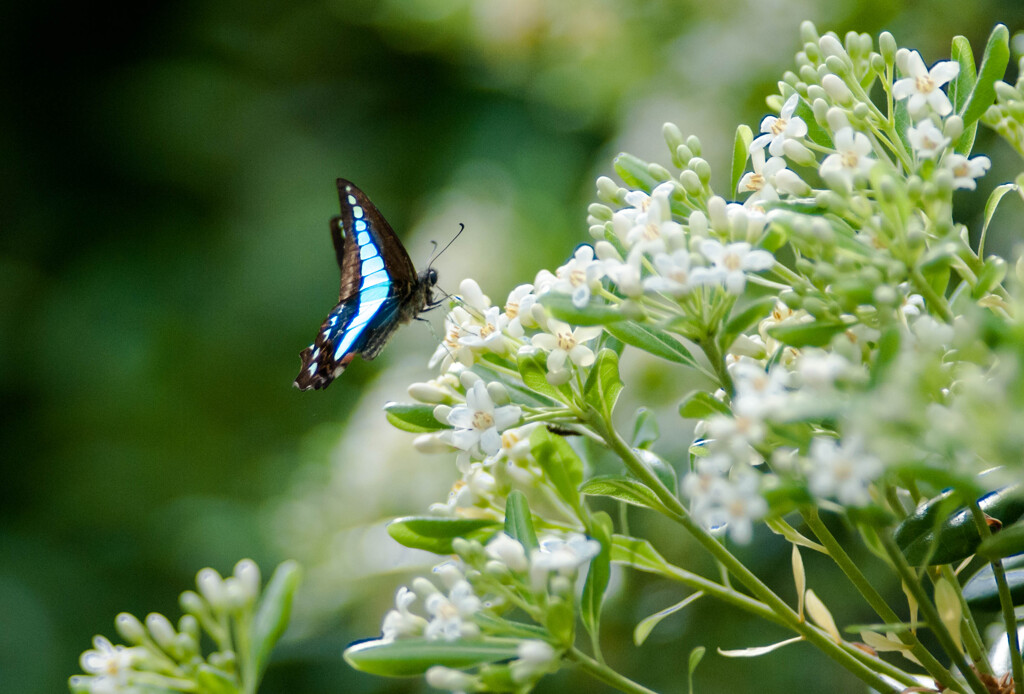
<box><xmin>294</xmin><ymin>178</ymin><xmax>438</xmax><ymax>390</ymax></box>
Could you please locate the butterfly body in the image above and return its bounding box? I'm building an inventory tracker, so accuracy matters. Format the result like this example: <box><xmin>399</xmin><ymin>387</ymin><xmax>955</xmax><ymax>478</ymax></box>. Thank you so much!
<box><xmin>294</xmin><ymin>179</ymin><xmax>437</xmax><ymax>391</ymax></box>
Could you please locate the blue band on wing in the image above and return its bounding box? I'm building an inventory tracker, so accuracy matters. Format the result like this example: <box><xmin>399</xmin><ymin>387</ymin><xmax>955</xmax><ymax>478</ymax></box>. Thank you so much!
<box><xmin>331</xmin><ymin>222</ymin><xmax>394</xmax><ymax>361</ymax></box>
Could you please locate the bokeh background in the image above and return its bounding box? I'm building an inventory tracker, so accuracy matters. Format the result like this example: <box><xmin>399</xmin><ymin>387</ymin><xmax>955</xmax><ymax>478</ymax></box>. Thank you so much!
<box><xmin>3</xmin><ymin>1</ymin><xmax>1023</xmax><ymax>692</ymax></box>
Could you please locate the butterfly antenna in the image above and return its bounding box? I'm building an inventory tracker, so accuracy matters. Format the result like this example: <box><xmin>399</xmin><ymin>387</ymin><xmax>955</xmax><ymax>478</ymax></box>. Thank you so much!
<box><xmin>428</xmin><ymin>223</ymin><xmax>465</xmax><ymax>268</ymax></box>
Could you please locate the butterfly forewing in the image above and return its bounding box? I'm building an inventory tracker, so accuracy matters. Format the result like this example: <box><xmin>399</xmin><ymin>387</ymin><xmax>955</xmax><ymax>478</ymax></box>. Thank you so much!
<box><xmin>294</xmin><ymin>179</ymin><xmax>436</xmax><ymax>391</ymax></box>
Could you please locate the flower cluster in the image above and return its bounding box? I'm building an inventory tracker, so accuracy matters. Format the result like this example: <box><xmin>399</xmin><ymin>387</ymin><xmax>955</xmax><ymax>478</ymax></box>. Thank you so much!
<box><xmin>70</xmin><ymin>561</ymin><xmax>299</xmax><ymax>694</ymax></box>
<box><xmin>354</xmin><ymin>22</ymin><xmax>1024</xmax><ymax>694</ymax></box>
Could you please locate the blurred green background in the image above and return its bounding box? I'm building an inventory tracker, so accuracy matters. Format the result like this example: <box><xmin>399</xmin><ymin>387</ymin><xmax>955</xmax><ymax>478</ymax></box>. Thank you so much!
<box><xmin>2</xmin><ymin>1</ymin><xmax>1022</xmax><ymax>692</ymax></box>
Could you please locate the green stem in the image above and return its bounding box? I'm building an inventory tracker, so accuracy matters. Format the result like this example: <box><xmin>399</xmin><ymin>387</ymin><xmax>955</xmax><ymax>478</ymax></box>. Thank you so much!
<box><xmin>967</xmin><ymin>501</ymin><xmax>1023</xmax><ymax>691</ymax></box>
<box><xmin>592</xmin><ymin>416</ymin><xmax>906</xmax><ymax>692</ymax></box>
<box><xmin>878</xmin><ymin>532</ymin><xmax>989</xmax><ymax>694</ymax></box>
<box><xmin>568</xmin><ymin>647</ymin><xmax>660</xmax><ymax>694</ymax></box>
<box><xmin>909</xmin><ymin>268</ymin><xmax>953</xmax><ymax>323</ymax></box>
<box><xmin>803</xmin><ymin>510</ymin><xmax>961</xmax><ymax>692</ymax></box>
<box><xmin>937</xmin><ymin>564</ymin><xmax>989</xmax><ymax>675</ymax></box>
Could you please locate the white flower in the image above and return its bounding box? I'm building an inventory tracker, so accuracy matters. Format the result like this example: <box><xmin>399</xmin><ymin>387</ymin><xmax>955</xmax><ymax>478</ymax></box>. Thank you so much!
<box><xmin>551</xmin><ymin>245</ymin><xmax>606</xmax><ymax>308</ymax></box>
<box><xmin>447</xmin><ymin>381</ymin><xmax>522</xmax><ymax>456</ymax></box>
<box><xmin>699</xmin><ymin>240</ymin><xmax>774</xmax><ymax>294</ymax></box>
<box><xmin>682</xmin><ymin>453</ymin><xmax>732</xmax><ymax>509</ymax></box>
<box><xmin>423</xmin><ymin>579</ymin><xmax>482</xmax><ymax>641</ymax></box>
<box><xmin>795</xmin><ymin>349</ymin><xmax>850</xmax><ymax>389</ymax></box>
<box><xmin>739</xmin><ymin>147</ymin><xmax>810</xmax><ymax>205</ymax></box>
<box><xmin>426</xmin><ymin>665</ymin><xmax>478</xmax><ymax>692</ymax></box>
<box><xmin>820</xmin><ymin>127</ymin><xmax>875</xmax><ymax>188</ymax></box>
<box><xmin>713</xmin><ymin>471</ymin><xmax>767</xmax><ymax>544</ymax></box>
<box><xmin>458</xmin><ymin>305</ymin><xmax>508</xmax><ymax>353</ymax></box>
<box><xmin>751</xmin><ymin>94</ymin><xmax>808</xmax><ymax>157</ymax></box>
<box><xmin>644</xmin><ymin>249</ymin><xmax>698</xmax><ymax>296</ymax></box>
<box><xmin>504</xmin><ymin>284</ymin><xmax>538</xmax><ymax>333</ymax></box>
<box><xmin>943</xmin><ymin>154</ymin><xmax>991</xmax><ymax>190</ymax></box>
<box><xmin>429</xmin><ymin>306</ymin><xmax>476</xmax><ymax>372</ymax></box>
<box><xmin>623</xmin><ymin>183</ymin><xmax>684</xmax><ymax>254</ymax></box>
<box><xmin>485</xmin><ymin>533</ymin><xmax>529</xmax><ymax>572</ymax></box>
<box><xmin>892</xmin><ymin>50</ymin><xmax>959</xmax><ymax>119</ymax></box>
<box><xmin>381</xmin><ymin>587</ymin><xmax>428</xmax><ymax>641</ymax></box>
<box><xmin>529</xmin><ymin>533</ymin><xmax>601</xmax><ymax>589</ymax></box>
<box><xmin>530</xmin><ymin>319</ymin><xmax>602</xmax><ymax>385</ymax></box>
<box><xmin>604</xmin><ymin>248</ymin><xmax>644</xmax><ymax>297</ymax></box>
<box><xmin>907</xmin><ymin>120</ymin><xmax>950</xmax><ymax>159</ymax></box>
<box><xmin>730</xmin><ymin>360</ymin><xmax>791</xmax><ymax>420</ymax></box>
<box><xmin>807</xmin><ymin>436</ymin><xmax>883</xmax><ymax>507</ymax></box>
<box><xmin>457</xmin><ymin>278</ymin><xmax>491</xmax><ymax>311</ymax></box>
<box><xmin>510</xmin><ymin>640</ymin><xmax>559</xmax><ymax>683</ymax></box>
<box><xmin>79</xmin><ymin>636</ymin><xmax>137</xmax><ymax>679</ymax></box>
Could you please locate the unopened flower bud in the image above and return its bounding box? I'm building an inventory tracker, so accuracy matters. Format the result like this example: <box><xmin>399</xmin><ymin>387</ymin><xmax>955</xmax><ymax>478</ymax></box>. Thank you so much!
<box><xmin>115</xmin><ymin>613</ymin><xmax>146</xmax><ymax>645</ymax></box>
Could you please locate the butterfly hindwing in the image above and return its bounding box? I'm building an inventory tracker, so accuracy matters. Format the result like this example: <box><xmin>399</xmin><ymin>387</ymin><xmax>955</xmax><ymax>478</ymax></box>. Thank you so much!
<box><xmin>294</xmin><ymin>179</ymin><xmax>437</xmax><ymax>391</ymax></box>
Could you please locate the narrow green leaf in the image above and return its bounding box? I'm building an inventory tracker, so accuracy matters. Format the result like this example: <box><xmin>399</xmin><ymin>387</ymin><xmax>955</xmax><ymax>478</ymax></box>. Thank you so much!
<box><xmin>723</xmin><ymin>296</ymin><xmax>777</xmax><ymax>343</ymax></box>
<box><xmin>583</xmin><ymin>349</ymin><xmax>624</xmax><ymax>418</ymax></box>
<box><xmin>384</xmin><ymin>403</ymin><xmax>447</xmax><ymax>433</ymax></box>
<box><xmin>605</xmin><ymin>321</ymin><xmax>697</xmax><ymax>366</ymax></box>
<box><xmin>960</xmin><ymin>24</ymin><xmax>1009</xmax><ymax>129</ymax></box>
<box><xmin>731</xmin><ymin>124</ymin><xmax>753</xmax><ymax>198</ymax></box>
<box><xmin>869</xmin><ymin>326</ymin><xmax>901</xmax><ymax>388</ymax></box>
<box><xmin>388</xmin><ymin>517</ymin><xmax>501</xmax><ymax>554</ymax></box>
<box><xmin>530</xmin><ymin>427</ymin><xmax>584</xmax><ymax>512</ymax></box>
<box><xmin>581</xmin><ymin>513</ymin><xmax>613</xmax><ymax>641</ymax></box>
<box><xmin>614</xmin><ymin>152</ymin><xmax>659</xmax><ymax>191</ymax></box>
<box><xmin>978</xmin><ymin>183</ymin><xmax>1018</xmax><ymax>260</ymax></box>
<box><xmin>250</xmin><ymin>561</ymin><xmax>302</xmax><ymax>680</ymax></box>
<box><xmin>504</xmin><ymin>490</ymin><xmax>539</xmax><ymax>552</ymax></box>
<box><xmin>345</xmin><ymin>637</ymin><xmax>522</xmax><ymax>677</ymax></box>
<box><xmin>630</xmin><ymin>407</ymin><xmax>660</xmax><ymax>449</ymax></box>
<box><xmin>611</xmin><ymin>534</ymin><xmax>678</xmax><ymax>578</ymax></box>
<box><xmin>765</xmin><ymin>319</ymin><xmax>849</xmax><ymax>347</ymax></box>
<box><xmin>196</xmin><ymin>665</ymin><xmax>238</xmax><ymax>694</ymax></box>
<box><xmin>688</xmin><ymin>646</ymin><xmax>706</xmax><ymax>694</ymax></box>
<box><xmin>581</xmin><ymin>475</ymin><xmax>668</xmax><ymax>513</ymax></box>
<box><xmin>950</xmin><ymin>36</ymin><xmax>979</xmax><ymax>154</ymax></box>
<box><xmin>678</xmin><ymin>390</ymin><xmax>731</xmax><ymax>419</ymax></box>
<box><xmin>977</xmin><ymin>521</ymin><xmax>1024</xmax><ymax>560</ymax></box>
<box><xmin>634</xmin><ymin>593</ymin><xmax>704</xmax><ymax>646</ymax></box>
<box><xmin>538</xmin><ymin>293</ymin><xmax>626</xmax><ymax>326</ymax></box>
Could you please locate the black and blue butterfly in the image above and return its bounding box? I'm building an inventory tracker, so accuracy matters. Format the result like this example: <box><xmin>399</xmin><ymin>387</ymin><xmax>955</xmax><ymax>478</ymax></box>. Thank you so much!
<box><xmin>294</xmin><ymin>179</ymin><xmax>438</xmax><ymax>390</ymax></box>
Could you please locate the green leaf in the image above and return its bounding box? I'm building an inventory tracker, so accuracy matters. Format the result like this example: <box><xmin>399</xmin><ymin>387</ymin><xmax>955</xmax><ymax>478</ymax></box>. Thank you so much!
<box><xmin>634</xmin><ymin>593</ymin><xmax>704</xmax><ymax>646</ymax></box>
<box><xmin>250</xmin><ymin>561</ymin><xmax>302</xmax><ymax>681</ymax></box>
<box><xmin>517</xmin><ymin>351</ymin><xmax>565</xmax><ymax>402</ymax></box>
<box><xmin>977</xmin><ymin>520</ymin><xmax>1024</xmax><ymax>560</ymax></box>
<box><xmin>539</xmin><ymin>293</ymin><xmax>626</xmax><ymax>326</ymax></box>
<box><xmin>504</xmin><ymin>490</ymin><xmax>539</xmax><ymax>552</ymax></box>
<box><xmin>963</xmin><ymin>553</ymin><xmax>1024</xmax><ymax>610</ymax></box>
<box><xmin>688</xmin><ymin>646</ymin><xmax>706</xmax><ymax>694</ymax></box>
<box><xmin>959</xmin><ymin>24</ymin><xmax>1010</xmax><ymax>128</ymax></box>
<box><xmin>530</xmin><ymin>427</ymin><xmax>584</xmax><ymax>513</ymax></box>
<box><xmin>344</xmin><ymin>637</ymin><xmax>522</xmax><ymax>677</ymax></box>
<box><xmin>614</xmin><ymin>152</ymin><xmax>659</xmax><ymax>191</ymax></box>
<box><xmin>196</xmin><ymin>665</ymin><xmax>239</xmax><ymax>694</ymax></box>
<box><xmin>581</xmin><ymin>475</ymin><xmax>668</xmax><ymax>513</ymax></box>
<box><xmin>869</xmin><ymin>326</ymin><xmax>901</xmax><ymax>388</ymax></box>
<box><xmin>583</xmin><ymin>348</ymin><xmax>624</xmax><ymax>418</ymax></box>
<box><xmin>950</xmin><ymin>36</ymin><xmax>979</xmax><ymax>154</ymax></box>
<box><xmin>894</xmin><ymin>485</ymin><xmax>1024</xmax><ymax>565</ymax></box>
<box><xmin>611</xmin><ymin>534</ymin><xmax>679</xmax><ymax>578</ymax></box>
<box><xmin>384</xmin><ymin>403</ymin><xmax>446</xmax><ymax>433</ymax></box>
<box><xmin>723</xmin><ymin>296</ymin><xmax>777</xmax><ymax>343</ymax></box>
<box><xmin>978</xmin><ymin>183</ymin><xmax>1018</xmax><ymax>262</ymax></box>
<box><xmin>793</xmin><ymin>96</ymin><xmax>832</xmax><ymax>148</ymax></box>
<box><xmin>581</xmin><ymin>512</ymin><xmax>613</xmax><ymax>642</ymax></box>
<box><xmin>630</xmin><ymin>407</ymin><xmax>660</xmax><ymax>449</ymax></box>
<box><xmin>605</xmin><ymin>321</ymin><xmax>697</xmax><ymax>366</ymax></box>
<box><xmin>388</xmin><ymin>517</ymin><xmax>501</xmax><ymax>554</ymax></box>
<box><xmin>765</xmin><ymin>319</ymin><xmax>849</xmax><ymax>347</ymax></box>
<box><xmin>678</xmin><ymin>390</ymin><xmax>731</xmax><ymax>419</ymax></box>
<box><xmin>731</xmin><ymin>124</ymin><xmax>753</xmax><ymax>198</ymax></box>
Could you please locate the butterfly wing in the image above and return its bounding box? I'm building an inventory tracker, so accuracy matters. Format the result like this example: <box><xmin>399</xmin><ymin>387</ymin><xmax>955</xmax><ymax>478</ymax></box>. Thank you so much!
<box><xmin>294</xmin><ymin>179</ymin><xmax>421</xmax><ymax>390</ymax></box>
